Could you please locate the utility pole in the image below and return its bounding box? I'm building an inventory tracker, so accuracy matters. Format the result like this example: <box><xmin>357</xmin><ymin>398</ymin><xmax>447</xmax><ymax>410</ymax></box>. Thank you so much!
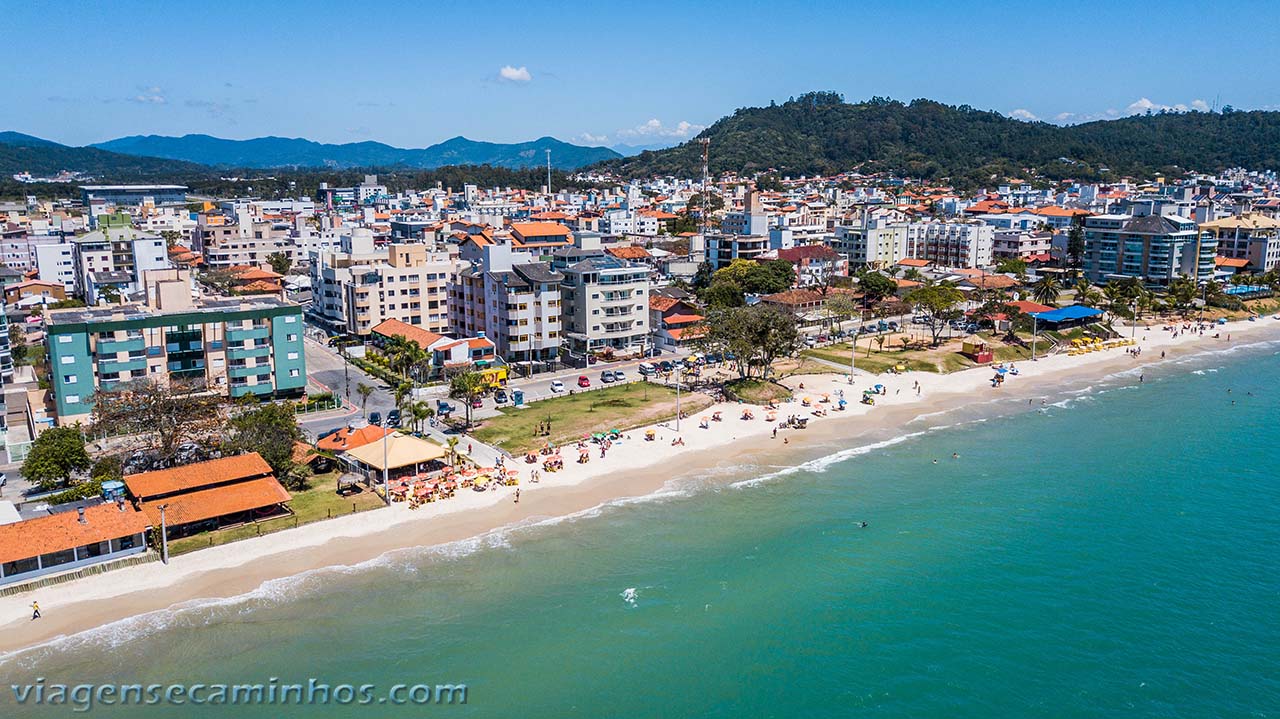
<box><xmin>698</xmin><ymin>137</ymin><xmax>711</xmax><ymax>241</ymax></box>
<box><xmin>158</xmin><ymin>504</ymin><xmax>170</xmax><ymax>564</ymax></box>
<box><xmin>546</xmin><ymin>149</ymin><xmax>552</xmax><ymax>198</ymax></box>
<box><xmin>381</xmin><ymin>427</ymin><xmax>391</xmax><ymax>506</ymax></box>
<box><xmin>1031</xmin><ymin>315</ymin><xmax>1038</xmax><ymax>361</ymax></box>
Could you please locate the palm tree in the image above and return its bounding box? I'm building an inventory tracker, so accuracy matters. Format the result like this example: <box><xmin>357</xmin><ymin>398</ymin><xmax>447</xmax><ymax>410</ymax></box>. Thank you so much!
<box><xmin>355</xmin><ymin>382</ymin><xmax>374</xmax><ymax>418</ymax></box>
<box><xmin>1032</xmin><ymin>275</ymin><xmax>1061</xmax><ymax>306</ymax></box>
<box><xmin>445</xmin><ymin>436</ymin><xmax>461</xmax><ymax>465</ymax></box>
<box><xmin>448</xmin><ymin>370</ymin><xmax>487</xmax><ymax>430</ymax></box>
<box><xmin>392</xmin><ymin>383</ymin><xmax>411</xmax><ymax>412</ymax></box>
<box><xmin>409</xmin><ymin>401</ymin><xmax>433</xmax><ymax>433</ymax></box>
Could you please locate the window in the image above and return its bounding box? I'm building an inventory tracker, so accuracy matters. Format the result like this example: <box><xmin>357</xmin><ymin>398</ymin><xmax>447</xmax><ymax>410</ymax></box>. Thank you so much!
<box><xmin>60</xmin><ymin>355</ymin><xmax>75</xmax><ymax>365</ymax></box>
<box><xmin>284</xmin><ymin>316</ymin><xmax>297</xmax><ymax>323</ymax></box>
<box><xmin>289</xmin><ymin>369</ymin><xmax>300</xmax><ymax>378</ymax></box>
<box><xmin>63</xmin><ymin>375</ymin><xmax>77</xmax><ymax>384</ymax></box>
<box><xmin>287</xmin><ymin>352</ymin><xmax>299</xmax><ymax>360</ymax></box>
<box><xmin>286</xmin><ymin>334</ymin><xmax>297</xmax><ymax>342</ymax></box>
<box><xmin>57</xmin><ymin>335</ymin><xmax>72</xmax><ymax>344</ymax></box>
<box><xmin>65</xmin><ymin>394</ymin><xmax>81</xmax><ymax>404</ymax></box>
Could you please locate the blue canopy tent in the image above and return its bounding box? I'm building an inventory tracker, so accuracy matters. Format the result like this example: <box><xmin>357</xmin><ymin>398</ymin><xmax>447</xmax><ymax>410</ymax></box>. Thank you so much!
<box><xmin>1028</xmin><ymin>304</ymin><xmax>1104</xmax><ymax>329</ymax></box>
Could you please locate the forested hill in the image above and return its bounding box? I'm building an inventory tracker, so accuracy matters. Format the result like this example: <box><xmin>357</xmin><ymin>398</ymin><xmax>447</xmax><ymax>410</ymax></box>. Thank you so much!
<box><xmin>596</xmin><ymin>92</ymin><xmax>1280</xmax><ymax>184</ymax></box>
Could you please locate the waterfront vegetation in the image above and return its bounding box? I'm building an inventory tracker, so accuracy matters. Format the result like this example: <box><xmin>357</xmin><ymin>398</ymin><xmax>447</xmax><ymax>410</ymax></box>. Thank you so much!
<box><xmin>471</xmin><ymin>382</ymin><xmax>713</xmax><ymax>455</ymax></box>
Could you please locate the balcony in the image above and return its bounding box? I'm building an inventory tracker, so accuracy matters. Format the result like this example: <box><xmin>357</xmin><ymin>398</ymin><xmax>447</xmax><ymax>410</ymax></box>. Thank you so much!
<box><xmin>98</xmin><ymin>357</ymin><xmax>147</xmax><ymax>374</ymax></box>
<box><xmin>229</xmin><ymin>363</ymin><xmax>272</xmax><ymax>379</ymax></box>
<box><xmin>98</xmin><ymin>337</ymin><xmax>146</xmax><ymax>354</ymax></box>
<box><xmin>230</xmin><ymin>383</ymin><xmax>272</xmax><ymax>398</ymax></box>
<box><xmin>227</xmin><ymin>345</ymin><xmax>271</xmax><ymax>359</ymax></box>
<box><xmin>226</xmin><ymin>326</ymin><xmax>271</xmax><ymax>343</ymax></box>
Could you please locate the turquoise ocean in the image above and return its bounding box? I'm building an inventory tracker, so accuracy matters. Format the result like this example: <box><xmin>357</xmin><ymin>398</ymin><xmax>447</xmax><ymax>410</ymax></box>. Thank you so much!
<box><xmin>3</xmin><ymin>339</ymin><xmax>1279</xmax><ymax>717</ymax></box>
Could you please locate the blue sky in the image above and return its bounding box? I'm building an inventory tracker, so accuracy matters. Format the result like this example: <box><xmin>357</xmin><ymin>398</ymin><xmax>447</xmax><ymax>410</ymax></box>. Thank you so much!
<box><xmin>4</xmin><ymin>0</ymin><xmax>1278</xmax><ymax>148</ymax></box>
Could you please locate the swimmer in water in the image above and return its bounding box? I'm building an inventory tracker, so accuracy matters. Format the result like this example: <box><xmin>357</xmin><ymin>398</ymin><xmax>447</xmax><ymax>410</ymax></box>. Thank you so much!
<box><xmin>952</xmin><ymin>452</ymin><xmax>959</xmax><ymax>459</ymax></box>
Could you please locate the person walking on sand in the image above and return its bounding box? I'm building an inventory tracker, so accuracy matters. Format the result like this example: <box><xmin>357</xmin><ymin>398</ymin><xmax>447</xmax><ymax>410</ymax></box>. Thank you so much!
<box><xmin>514</xmin><ymin>489</ymin><xmax>520</xmax><ymax>504</ymax></box>
<box><xmin>31</xmin><ymin>601</ymin><xmax>40</xmax><ymax>620</ymax></box>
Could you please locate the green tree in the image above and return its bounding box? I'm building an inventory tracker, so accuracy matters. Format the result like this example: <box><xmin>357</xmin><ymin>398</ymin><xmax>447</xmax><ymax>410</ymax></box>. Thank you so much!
<box><xmin>1032</xmin><ymin>275</ymin><xmax>1062</xmax><ymax>306</ymax></box>
<box><xmin>823</xmin><ymin>293</ymin><xmax>861</xmax><ymax>330</ymax></box>
<box><xmin>856</xmin><ymin>270</ymin><xmax>898</xmax><ymax>306</ymax></box>
<box><xmin>159</xmin><ymin>229</ymin><xmax>182</xmax><ymax>248</ymax></box>
<box><xmin>1066</xmin><ymin>224</ymin><xmax>1086</xmax><ymax>268</ymax></box>
<box><xmin>355</xmin><ymin>382</ymin><xmax>374</xmax><ymax>418</ymax></box>
<box><xmin>702</xmin><ymin>280</ymin><xmax>745</xmax><ymax>309</ymax></box>
<box><xmin>266</xmin><ymin>252</ymin><xmax>292</xmax><ymax>276</ymax></box>
<box><xmin>995</xmin><ymin>257</ymin><xmax>1028</xmax><ymax>276</ymax></box>
<box><xmin>97</xmin><ymin>285</ymin><xmax>122</xmax><ymax>304</ymax></box>
<box><xmin>905</xmin><ymin>283</ymin><xmax>965</xmax><ymax>345</ymax></box>
<box><xmin>226</xmin><ymin>402</ymin><xmax>308</xmax><ymax>488</ymax></box>
<box><xmin>409</xmin><ymin>401</ymin><xmax>434</xmax><ymax>433</ymax></box>
<box><xmin>22</xmin><ymin>426</ymin><xmax>92</xmax><ymax>490</ymax></box>
<box><xmin>448</xmin><ymin>370</ymin><xmax>488</xmax><ymax>429</ymax></box>
<box><xmin>696</xmin><ymin>304</ymin><xmax>799</xmax><ymax>379</ymax></box>
<box><xmin>91</xmin><ymin>379</ymin><xmax>226</xmax><ymax>467</ymax></box>
<box><xmin>690</xmin><ymin>261</ymin><xmax>715</xmax><ymax>291</ymax></box>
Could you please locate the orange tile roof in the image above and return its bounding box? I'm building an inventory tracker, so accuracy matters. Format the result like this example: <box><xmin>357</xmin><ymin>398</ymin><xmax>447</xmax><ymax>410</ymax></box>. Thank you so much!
<box><xmin>139</xmin><ymin>476</ymin><xmax>290</xmax><ymax>528</ymax></box>
<box><xmin>664</xmin><ymin>313</ymin><xmax>704</xmax><ymax>324</ymax></box>
<box><xmin>510</xmin><ymin>222</ymin><xmax>571</xmax><ymax>240</ymax></box>
<box><xmin>897</xmin><ymin>258</ymin><xmax>931</xmax><ymax>267</ymax></box>
<box><xmin>238</xmin><ymin>280</ymin><xmax>282</xmax><ymax>293</ymax></box>
<box><xmin>606</xmin><ymin>246</ymin><xmax>651</xmax><ymax>260</ymax></box>
<box><xmin>125</xmin><ymin>453</ymin><xmax>274</xmax><ymax>500</ymax></box>
<box><xmin>1008</xmin><ymin>300</ymin><xmax>1055</xmax><ymax>314</ymax></box>
<box><xmin>234</xmin><ymin>267</ymin><xmax>283</xmax><ymax>280</ymax></box>
<box><xmin>316</xmin><ymin>425</ymin><xmax>394</xmax><ymax>452</ymax></box>
<box><xmin>667</xmin><ymin>326</ymin><xmax>707</xmax><ymax>340</ymax></box>
<box><xmin>761</xmin><ymin>289</ymin><xmax>824</xmax><ymax>305</ymax></box>
<box><xmin>894</xmin><ymin>278</ymin><xmax>923</xmax><ymax>288</ymax></box>
<box><xmin>964</xmin><ymin>274</ymin><xmax>1020</xmax><ymax>290</ymax></box>
<box><xmin>370</xmin><ymin>318</ymin><xmax>446</xmax><ymax>349</ymax></box>
<box><xmin>0</xmin><ymin>503</ymin><xmax>152</xmax><ymax>565</ymax></box>
<box><xmin>649</xmin><ymin>296</ymin><xmax>680</xmax><ymax>312</ymax></box>
<box><xmin>1215</xmin><ymin>256</ymin><xmax>1250</xmax><ymax>268</ymax></box>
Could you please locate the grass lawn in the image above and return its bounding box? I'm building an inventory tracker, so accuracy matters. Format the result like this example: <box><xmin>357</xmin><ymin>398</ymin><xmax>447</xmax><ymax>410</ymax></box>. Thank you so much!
<box><xmin>471</xmin><ymin>381</ymin><xmax>713</xmax><ymax>455</ymax></box>
<box><xmin>725</xmin><ymin>378</ymin><xmax>793</xmax><ymax>404</ymax></box>
<box><xmin>167</xmin><ymin>473</ymin><xmax>385</xmax><ymax>556</ymax></box>
<box><xmin>802</xmin><ymin>331</ymin><xmax>1036</xmax><ymax>375</ymax></box>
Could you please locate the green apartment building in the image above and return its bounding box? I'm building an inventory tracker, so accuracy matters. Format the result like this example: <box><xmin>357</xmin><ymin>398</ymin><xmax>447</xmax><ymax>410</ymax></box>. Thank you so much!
<box><xmin>45</xmin><ymin>271</ymin><xmax>306</xmax><ymax>423</ymax></box>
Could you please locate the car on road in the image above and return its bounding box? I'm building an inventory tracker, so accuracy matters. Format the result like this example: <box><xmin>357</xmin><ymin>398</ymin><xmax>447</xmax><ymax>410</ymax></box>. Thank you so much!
<box><xmin>804</xmin><ymin>337</ymin><xmax>818</xmax><ymax>348</ymax></box>
<box><xmin>638</xmin><ymin>362</ymin><xmax>656</xmax><ymax>376</ymax></box>
<box><xmin>387</xmin><ymin>409</ymin><xmax>402</xmax><ymax>427</ymax></box>
<box><xmin>369</xmin><ymin>411</ymin><xmax>382</xmax><ymax>426</ymax></box>
<box><xmin>549</xmin><ymin>379</ymin><xmax>566</xmax><ymax>392</ymax></box>
<box><xmin>577</xmin><ymin>375</ymin><xmax>591</xmax><ymax>388</ymax></box>
<box><xmin>658</xmin><ymin>360</ymin><xmax>674</xmax><ymax>373</ymax></box>
<box><xmin>612</xmin><ymin>369</ymin><xmax>626</xmax><ymax>381</ymax></box>
<box><xmin>470</xmin><ymin>396</ymin><xmax>484</xmax><ymax>409</ymax></box>
<box><xmin>494</xmin><ymin>389</ymin><xmax>508</xmax><ymax>404</ymax></box>
<box><xmin>600</xmin><ymin>370</ymin><xmax>616</xmax><ymax>383</ymax></box>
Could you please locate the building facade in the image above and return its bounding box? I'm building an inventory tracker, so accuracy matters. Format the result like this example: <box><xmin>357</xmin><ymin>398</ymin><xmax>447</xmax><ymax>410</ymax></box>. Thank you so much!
<box><xmin>45</xmin><ymin>270</ymin><xmax>306</xmax><ymax>423</ymax></box>
<box><xmin>1083</xmin><ymin>213</ymin><xmax>1214</xmax><ymax>285</ymax></box>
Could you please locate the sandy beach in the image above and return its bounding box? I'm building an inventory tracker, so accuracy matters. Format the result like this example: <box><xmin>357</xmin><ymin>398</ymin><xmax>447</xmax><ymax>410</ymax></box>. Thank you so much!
<box><xmin>3</xmin><ymin>315</ymin><xmax>1278</xmax><ymax>657</ymax></box>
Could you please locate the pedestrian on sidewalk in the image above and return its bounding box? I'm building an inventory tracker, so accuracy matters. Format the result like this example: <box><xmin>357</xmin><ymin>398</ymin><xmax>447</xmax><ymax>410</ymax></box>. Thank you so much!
<box><xmin>31</xmin><ymin>601</ymin><xmax>40</xmax><ymax>620</ymax></box>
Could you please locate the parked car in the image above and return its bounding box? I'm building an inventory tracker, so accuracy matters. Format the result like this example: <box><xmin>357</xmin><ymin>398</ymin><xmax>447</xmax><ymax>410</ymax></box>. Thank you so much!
<box><xmin>577</xmin><ymin>375</ymin><xmax>591</xmax><ymax>388</ymax></box>
<box><xmin>638</xmin><ymin>362</ymin><xmax>656</xmax><ymax>376</ymax></box>
<box><xmin>369</xmin><ymin>411</ymin><xmax>382</xmax><ymax>426</ymax></box>
<box><xmin>600</xmin><ymin>370</ymin><xmax>616</xmax><ymax>383</ymax></box>
<box><xmin>386</xmin><ymin>409</ymin><xmax>402</xmax><ymax>427</ymax></box>
<box><xmin>804</xmin><ymin>337</ymin><xmax>818</xmax><ymax>348</ymax></box>
<box><xmin>436</xmin><ymin>400</ymin><xmax>455</xmax><ymax>415</ymax></box>
<box><xmin>470</xmin><ymin>396</ymin><xmax>484</xmax><ymax>409</ymax></box>
<box><xmin>612</xmin><ymin>369</ymin><xmax>626</xmax><ymax>381</ymax></box>
<box><xmin>494</xmin><ymin>389</ymin><xmax>508</xmax><ymax>404</ymax></box>
<box><xmin>886</xmin><ymin>321</ymin><xmax>899</xmax><ymax>331</ymax></box>
<box><xmin>658</xmin><ymin>360</ymin><xmax>674</xmax><ymax>373</ymax></box>
<box><xmin>549</xmin><ymin>379</ymin><xmax>566</xmax><ymax>392</ymax></box>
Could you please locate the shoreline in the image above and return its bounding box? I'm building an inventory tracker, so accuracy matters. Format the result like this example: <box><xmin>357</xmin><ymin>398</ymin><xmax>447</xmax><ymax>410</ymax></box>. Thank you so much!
<box><xmin>3</xmin><ymin>317</ymin><xmax>1279</xmax><ymax>658</ymax></box>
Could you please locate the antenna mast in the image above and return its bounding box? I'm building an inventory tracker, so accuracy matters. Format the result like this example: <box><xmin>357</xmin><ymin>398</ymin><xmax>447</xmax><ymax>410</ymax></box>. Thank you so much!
<box><xmin>698</xmin><ymin>137</ymin><xmax>711</xmax><ymax>237</ymax></box>
<box><xmin>545</xmin><ymin>149</ymin><xmax>552</xmax><ymax>198</ymax></box>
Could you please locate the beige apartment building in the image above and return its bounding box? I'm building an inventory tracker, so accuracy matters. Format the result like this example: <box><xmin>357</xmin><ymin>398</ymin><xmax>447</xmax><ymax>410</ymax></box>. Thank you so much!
<box><xmin>311</xmin><ymin>229</ymin><xmax>454</xmax><ymax>337</ymax></box>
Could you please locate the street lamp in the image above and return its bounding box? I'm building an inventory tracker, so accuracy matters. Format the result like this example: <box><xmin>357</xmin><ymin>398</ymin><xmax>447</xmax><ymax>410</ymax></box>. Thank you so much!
<box><xmin>1031</xmin><ymin>314</ymin><xmax>1038</xmax><ymax>361</ymax></box>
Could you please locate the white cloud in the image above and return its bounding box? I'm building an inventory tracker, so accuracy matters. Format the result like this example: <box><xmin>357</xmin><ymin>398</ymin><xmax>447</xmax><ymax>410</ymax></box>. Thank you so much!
<box><xmin>616</xmin><ymin>118</ymin><xmax>705</xmax><ymax>139</ymax></box>
<box><xmin>498</xmin><ymin>65</ymin><xmax>532</xmax><ymax>83</ymax></box>
<box><xmin>1124</xmin><ymin>97</ymin><xmax>1210</xmax><ymax>115</ymax></box>
<box><xmin>1008</xmin><ymin>109</ymin><xmax>1039</xmax><ymax>121</ymax></box>
<box><xmin>577</xmin><ymin>132</ymin><xmax>610</xmax><ymax>144</ymax></box>
<box><xmin>129</xmin><ymin>86</ymin><xmax>167</xmax><ymax>105</ymax></box>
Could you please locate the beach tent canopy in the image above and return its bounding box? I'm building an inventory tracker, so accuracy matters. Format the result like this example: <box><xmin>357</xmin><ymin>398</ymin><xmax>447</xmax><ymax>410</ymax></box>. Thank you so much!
<box><xmin>1029</xmin><ymin>305</ymin><xmax>1104</xmax><ymax>323</ymax></box>
<box><xmin>343</xmin><ymin>432</ymin><xmax>447</xmax><ymax>470</ymax></box>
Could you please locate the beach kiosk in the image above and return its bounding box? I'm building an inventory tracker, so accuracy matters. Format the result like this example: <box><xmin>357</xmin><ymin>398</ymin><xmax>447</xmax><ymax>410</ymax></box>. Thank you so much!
<box><xmin>961</xmin><ymin>335</ymin><xmax>993</xmax><ymax>364</ymax></box>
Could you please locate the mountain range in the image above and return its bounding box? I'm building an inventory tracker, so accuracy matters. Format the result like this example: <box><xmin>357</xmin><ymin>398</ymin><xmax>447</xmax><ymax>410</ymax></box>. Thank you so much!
<box><xmin>597</xmin><ymin>92</ymin><xmax>1280</xmax><ymax>185</ymax></box>
<box><xmin>0</xmin><ymin>132</ymin><xmax>208</xmax><ymax>179</ymax></box>
<box><xmin>90</xmin><ymin>134</ymin><xmax>620</xmax><ymax>170</ymax></box>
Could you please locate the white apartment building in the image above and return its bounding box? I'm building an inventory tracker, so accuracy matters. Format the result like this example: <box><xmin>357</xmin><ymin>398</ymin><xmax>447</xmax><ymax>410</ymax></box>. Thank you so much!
<box><xmin>70</xmin><ymin>215</ymin><xmax>169</xmax><ymax>303</ymax></box>
<box><xmin>310</xmin><ymin>229</ymin><xmax>453</xmax><ymax>337</ymax></box>
<box><xmin>552</xmin><ymin>234</ymin><xmax>650</xmax><ymax>359</ymax></box>
<box><xmin>449</xmin><ymin>244</ymin><xmax>564</xmax><ymax>364</ymax></box>
<box><xmin>992</xmin><ymin>230</ymin><xmax>1054</xmax><ymax>260</ymax></box>
<box><xmin>830</xmin><ymin>220</ymin><xmax>909</xmax><ymax>269</ymax></box>
<box><xmin>904</xmin><ymin>220</ymin><xmax>994</xmax><ymax>269</ymax></box>
<box><xmin>194</xmin><ymin>213</ymin><xmax>297</xmax><ymax>269</ymax></box>
<box><xmin>35</xmin><ymin>241</ymin><xmax>77</xmax><ymax>292</ymax></box>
